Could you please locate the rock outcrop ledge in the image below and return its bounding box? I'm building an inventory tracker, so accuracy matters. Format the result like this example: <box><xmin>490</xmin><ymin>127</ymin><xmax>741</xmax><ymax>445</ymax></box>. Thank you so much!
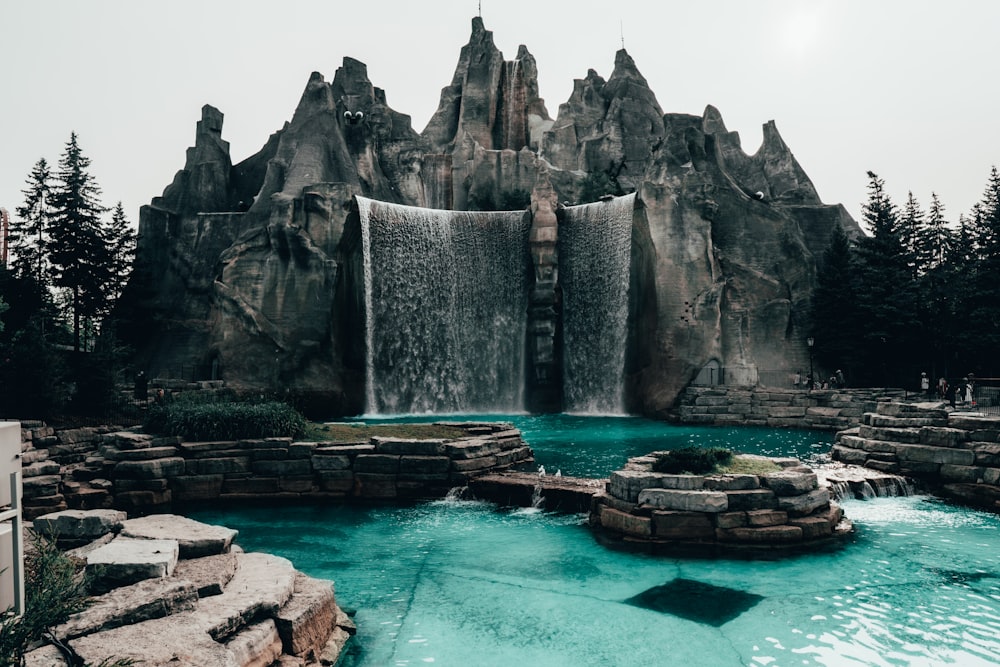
<box><xmin>590</xmin><ymin>454</ymin><xmax>852</xmax><ymax>555</ymax></box>
<box><xmin>26</xmin><ymin>511</ymin><xmax>355</xmax><ymax>667</ymax></box>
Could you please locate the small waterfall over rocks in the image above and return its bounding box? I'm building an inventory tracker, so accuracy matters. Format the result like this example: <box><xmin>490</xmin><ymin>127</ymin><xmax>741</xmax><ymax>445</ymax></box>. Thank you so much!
<box><xmin>559</xmin><ymin>194</ymin><xmax>635</xmax><ymax>414</ymax></box>
<box><xmin>358</xmin><ymin>197</ymin><xmax>531</xmax><ymax>414</ymax></box>
<box><xmin>818</xmin><ymin>464</ymin><xmax>916</xmax><ymax>502</ymax></box>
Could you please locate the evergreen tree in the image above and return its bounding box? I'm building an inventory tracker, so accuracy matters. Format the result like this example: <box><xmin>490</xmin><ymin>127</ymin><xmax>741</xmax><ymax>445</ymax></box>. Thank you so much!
<box><xmin>917</xmin><ymin>193</ymin><xmax>952</xmax><ymax>270</ymax></box>
<box><xmin>965</xmin><ymin>166</ymin><xmax>1000</xmax><ymax>371</ymax></box>
<box><xmin>852</xmin><ymin>171</ymin><xmax>920</xmax><ymax>386</ymax></box>
<box><xmin>47</xmin><ymin>132</ymin><xmax>110</xmax><ymax>351</ymax></box>
<box><xmin>11</xmin><ymin>158</ymin><xmax>51</xmax><ymax>284</ymax></box>
<box><xmin>899</xmin><ymin>192</ymin><xmax>925</xmax><ymax>277</ymax></box>
<box><xmin>809</xmin><ymin>225</ymin><xmax>859</xmax><ymax>378</ymax></box>
<box><xmin>105</xmin><ymin>201</ymin><xmax>136</xmax><ymax>304</ymax></box>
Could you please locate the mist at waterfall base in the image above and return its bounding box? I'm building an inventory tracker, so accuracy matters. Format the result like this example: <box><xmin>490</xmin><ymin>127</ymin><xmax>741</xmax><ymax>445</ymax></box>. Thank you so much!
<box><xmin>188</xmin><ymin>421</ymin><xmax>1000</xmax><ymax>666</ymax></box>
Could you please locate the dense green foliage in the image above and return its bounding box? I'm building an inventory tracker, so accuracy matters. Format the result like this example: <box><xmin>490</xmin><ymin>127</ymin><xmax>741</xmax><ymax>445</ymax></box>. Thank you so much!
<box><xmin>652</xmin><ymin>447</ymin><xmax>734</xmax><ymax>474</ymax></box>
<box><xmin>1</xmin><ymin>134</ymin><xmax>135</xmax><ymax>420</ymax></box>
<box><xmin>0</xmin><ymin>534</ymin><xmax>90</xmax><ymax>664</ymax></box>
<box><xmin>143</xmin><ymin>400</ymin><xmax>308</xmax><ymax>440</ymax></box>
<box><xmin>810</xmin><ymin>168</ymin><xmax>1000</xmax><ymax>386</ymax></box>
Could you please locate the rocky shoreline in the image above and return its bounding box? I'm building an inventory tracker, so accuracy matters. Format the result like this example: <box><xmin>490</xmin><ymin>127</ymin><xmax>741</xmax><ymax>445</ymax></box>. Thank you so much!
<box><xmin>25</xmin><ymin>511</ymin><xmax>355</xmax><ymax>666</ymax></box>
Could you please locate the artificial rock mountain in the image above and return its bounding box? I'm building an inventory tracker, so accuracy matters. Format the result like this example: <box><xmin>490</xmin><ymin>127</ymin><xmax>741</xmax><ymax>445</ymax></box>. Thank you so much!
<box><xmin>120</xmin><ymin>17</ymin><xmax>858</xmax><ymax>417</ymax></box>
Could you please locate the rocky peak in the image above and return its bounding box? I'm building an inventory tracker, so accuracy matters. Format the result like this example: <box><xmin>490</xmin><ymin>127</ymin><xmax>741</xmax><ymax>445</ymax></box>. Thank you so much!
<box><xmin>542</xmin><ymin>49</ymin><xmax>663</xmax><ymax>189</ymax></box>
<box><xmin>422</xmin><ymin>18</ymin><xmax>549</xmax><ymax>154</ymax></box>
<box><xmin>154</xmin><ymin>104</ymin><xmax>232</xmax><ymax>214</ymax></box>
<box><xmin>603</xmin><ymin>49</ymin><xmax>662</xmax><ymax>116</ymax></box>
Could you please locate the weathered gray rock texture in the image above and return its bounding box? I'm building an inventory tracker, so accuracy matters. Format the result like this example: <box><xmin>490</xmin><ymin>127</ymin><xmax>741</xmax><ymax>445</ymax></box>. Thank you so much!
<box><xmin>120</xmin><ymin>17</ymin><xmax>859</xmax><ymax>417</ymax></box>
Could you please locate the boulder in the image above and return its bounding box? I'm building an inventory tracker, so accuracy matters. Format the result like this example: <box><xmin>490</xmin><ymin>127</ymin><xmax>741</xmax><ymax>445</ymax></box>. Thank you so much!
<box><xmin>86</xmin><ymin>537</ymin><xmax>179</xmax><ymax>593</ymax></box>
<box><xmin>776</xmin><ymin>488</ymin><xmax>831</xmax><ymax>516</ymax></box>
<box><xmin>54</xmin><ymin>577</ymin><xmax>198</xmax><ymax>640</ymax></box>
<box><xmin>637</xmin><ymin>488</ymin><xmax>728</xmax><ymax>513</ymax></box>
<box><xmin>172</xmin><ymin>551</ymin><xmax>239</xmax><ymax>597</ymax></box>
<box><xmin>70</xmin><ymin>614</ymin><xmax>236</xmax><ymax>667</ymax></box>
<box><xmin>608</xmin><ymin>470</ymin><xmax>665</xmax><ymax>502</ymax></box>
<box><xmin>33</xmin><ymin>509</ymin><xmax>126</xmax><ymax>544</ymax></box>
<box><xmin>193</xmin><ymin>552</ymin><xmax>297</xmax><ymax>641</ymax></box>
<box><xmin>761</xmin><ymin>471</ymin><xmax>818</xmax><ymax>496</ymax></box>
<box><xmin>121</xmin><ymin>514</ymin><xmax>237</xmax><ymax>558</ymax></box>
<box><xmin>274</xmin><ymin>573</ymin><xmax>337</xmax><ymax>657</ymax></box>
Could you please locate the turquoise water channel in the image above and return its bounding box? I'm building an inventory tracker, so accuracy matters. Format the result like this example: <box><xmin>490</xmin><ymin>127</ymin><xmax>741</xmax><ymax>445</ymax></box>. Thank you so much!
<box><xmin>187</xmin><ymin>416</ymin><xmax>1000</xmax><ymax>666</ymax></box>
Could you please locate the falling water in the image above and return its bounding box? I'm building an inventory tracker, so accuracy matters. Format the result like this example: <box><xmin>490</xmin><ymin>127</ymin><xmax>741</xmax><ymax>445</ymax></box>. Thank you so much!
<box><xmin>559</xmin><ymin>194</ymin><xmax>635</xmax><ymax>414</ymax></box>
<box><xmin>358</xmin><ymin>197</ymin><xmax>531</xmax><ymax>414</ymax></box>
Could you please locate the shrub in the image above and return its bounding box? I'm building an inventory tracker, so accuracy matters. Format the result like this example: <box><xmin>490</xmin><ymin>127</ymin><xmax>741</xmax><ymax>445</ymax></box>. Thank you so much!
<box><xmin>0</xmin><ymin>533</ymin><xmax>90</xmax><ymax>664</ymax></box>
<box><xmin>143</xmin><ymin>400</ymin><xmax>307</xmax><ymax>440</ymax></box>
<box><xmin>652</xmin><ymin>447</ymin><xmax>734</xmax><ymax>475</ymax></box>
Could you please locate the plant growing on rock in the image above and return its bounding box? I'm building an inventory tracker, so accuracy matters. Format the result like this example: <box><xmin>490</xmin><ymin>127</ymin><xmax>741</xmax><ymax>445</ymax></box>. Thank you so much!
<box><xmin>143</xmin><ymin>400</ymin><xmax>307</xmax><ymax>440</ymax></box>
<box><xmin>652</xmin><ymin>447</ymin><xmax>734</xmax><ymax>475</ymax></box>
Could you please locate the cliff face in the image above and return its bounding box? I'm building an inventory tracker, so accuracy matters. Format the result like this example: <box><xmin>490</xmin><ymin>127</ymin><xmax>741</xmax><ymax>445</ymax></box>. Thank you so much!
<box><xmin>122</xmin><ymin>18</ymin><xmax>859</xmax><ymax>417</ymax></box>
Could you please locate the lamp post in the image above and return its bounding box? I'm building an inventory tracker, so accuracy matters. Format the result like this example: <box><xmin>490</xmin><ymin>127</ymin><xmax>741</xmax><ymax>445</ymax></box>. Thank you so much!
<box><xmin>807</xmin><ymin>337</ymin><xmax>815</xmax><ymax>391</ymax></box>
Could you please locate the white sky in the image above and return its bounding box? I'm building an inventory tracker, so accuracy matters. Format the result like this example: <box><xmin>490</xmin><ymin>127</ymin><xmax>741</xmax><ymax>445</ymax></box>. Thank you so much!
<box><xmin>2</xmin><ymin>0</ymin><xmax>998</xmax><ymax>232</ymax></box>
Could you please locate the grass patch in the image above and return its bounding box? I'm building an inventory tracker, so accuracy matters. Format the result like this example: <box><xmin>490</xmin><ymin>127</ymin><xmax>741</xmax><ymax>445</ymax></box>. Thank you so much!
<box><xmin>652</xmin><ymin>447</ymin><xmax>734</xmax><ymax>475</ymax></box>
<box><xmin>717</xmin><ymin>456</ymin><xmax>783</xmax><ymax>476</ymax></box>
<box><xmin>652</xmin><ymin>448</ymin><xmax>785</xmax><ymax>476</ymax></box>
<box><xmin>304</xmin><ymin>422</ymin><xmax>471</xmax><ymax>442</ymax></box>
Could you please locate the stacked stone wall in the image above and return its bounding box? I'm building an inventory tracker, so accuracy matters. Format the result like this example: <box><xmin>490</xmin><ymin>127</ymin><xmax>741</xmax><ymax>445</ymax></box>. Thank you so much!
<box><xmin>589</xmin><ymin>453</ymin><xmax>852</xmax><ymax>555</ymax></box>
<box><xmin>831</xmin><ymin>402</ymin><xmax>1000</xmax><ymax>512</ymax></box>
<box><xmin>15</xmin><ymin>421</ymin><xmax>533</xmax><ymax>519</ymax></box>
<box><xmin>675</xmin><ymin>387</ymin><xmax>909</xmax><ymax>431</ymax></box>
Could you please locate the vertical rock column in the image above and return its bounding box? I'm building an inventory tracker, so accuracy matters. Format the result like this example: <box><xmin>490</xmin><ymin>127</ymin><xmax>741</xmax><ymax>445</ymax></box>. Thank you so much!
<box><xmin>525</xmin><ymin>173</ymin><xmax>562</xmax><ymax>412</ymax></box>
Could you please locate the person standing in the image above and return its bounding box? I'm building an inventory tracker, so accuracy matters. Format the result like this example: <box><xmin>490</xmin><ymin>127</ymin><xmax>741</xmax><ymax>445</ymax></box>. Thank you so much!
<box><xmin>937</xmin><ymin>377</ymin><xmax>948</xmax><ymax>400</ymax></box>
<box><xmin>920</xmin><ymin>372</ymin><xmax>930</xmax><ymax>398</ymax></box>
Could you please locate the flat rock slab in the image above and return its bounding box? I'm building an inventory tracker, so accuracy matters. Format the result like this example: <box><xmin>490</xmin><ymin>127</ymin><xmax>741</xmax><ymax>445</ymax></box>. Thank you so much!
<box><xmin>86</xmin><ymin>537</ymin><xmax>179</xmax><ymax>594</ymax></box>
<box><xmin>55</xmin><ymin>577</ymin><xmax>198</xmax><ymax>640</ymax></box>
<box><xmin>33</xmin><ymin>508</ymin><xmax>126</xmax><ymax>542</ymax></box>
<box><xmin>172</xmin><ymin>551</ymin><xmax>239</xmax><ymax>597</ymax></box>
<box><xmin>121</xmin><ymin>513</ymin><xmax>237</xmax><ymax>558</ymax></box>
<box><xmin>70</xmin><ymin>614</ymin><xmax>237</xmax><ymax>667</ymax></box>
<box><xmin>193</xmin><ymin>552</ymin><xmax>297</xmax><ymax>641</ymax></box>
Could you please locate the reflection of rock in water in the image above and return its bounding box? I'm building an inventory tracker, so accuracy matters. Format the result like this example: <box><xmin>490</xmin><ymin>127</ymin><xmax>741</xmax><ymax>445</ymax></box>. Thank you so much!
<box><xmin>624</xmin><ymin>578</ymin><xmax>764</xmax><ymax>626</ymax></box>
<box><xmin>559</xmin><ymin>194</ymin><xmax>635</xmax><ymax>415</ymax></box>
<box><xmin>359</xmin><ymin>197</ymin><xmax>530</xmax><ymax>414</ymax></box>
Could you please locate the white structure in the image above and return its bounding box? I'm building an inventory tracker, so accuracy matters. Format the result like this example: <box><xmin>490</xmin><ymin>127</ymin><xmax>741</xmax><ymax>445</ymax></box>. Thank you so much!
<box><xmin>0</xmin><ymin>421</ymin><xmax>24</xmax><ymax>615</ymax></box>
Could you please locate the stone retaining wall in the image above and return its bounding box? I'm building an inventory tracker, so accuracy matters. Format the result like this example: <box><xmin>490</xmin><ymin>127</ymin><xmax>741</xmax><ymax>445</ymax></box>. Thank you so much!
<box><xmin>589</xmin><ymin>453</ymin><xmax>852</xmax><ymax>555</ymax></box>
<box><xmin>832</xmin><ymin>402</ymin><xmax>1000</xmax><ymax>511</ymax></box>
<box><xmin>16</xmin><ymin>421</ymin><xmax>533</xmax><ymax>519</ymax></box>
<box><xmin>675</xmin><ymin>387</ymin><xmax>910</xmax><ymax>431</ymax></box>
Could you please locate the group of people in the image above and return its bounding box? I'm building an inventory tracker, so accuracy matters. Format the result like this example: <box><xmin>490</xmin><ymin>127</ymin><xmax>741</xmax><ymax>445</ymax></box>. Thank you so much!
<box><xmin>793</xmin><ymin>369</ymin><xmax>845</xmax><ymax>390</ymax></box>
<box><xmin>923</xmin><ymin>372</ymin><xmax>976</xmax><ymax>407</ymax></box>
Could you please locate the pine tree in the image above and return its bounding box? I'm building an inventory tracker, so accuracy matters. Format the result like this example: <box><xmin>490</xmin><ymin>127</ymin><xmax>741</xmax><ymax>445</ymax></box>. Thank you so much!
<box><xmin>899</xmin><ymin>192</ymin><xmax>925</xmax><ymax>277</ymax></box>
<box><xmin>852</xmin><ymin>171</ymin><xmax>920</xmax><ymax>386</ymax></box>
<box><xmin>105</xmin><ymin>201</ymin><xmax>136</xmax><ymax>304</ymax></box>
<box><xmin>917</xmin><ymin>193</ymin><xmax>952</xmax><ymax>270</ymax></box>
<box><xmin>47</xmin><ymin>132</ymin><xmax>110</xmax><ymax>352</ymax></box>
<box><xmin>11</xmin><ymin>158</ymin><xmax>51</xmax><ymax>284</ymax></box>
<box><xmin>809</xmin><ymin>225</ymin><xmax>859</xmax><ymax>378</ymax></box>
<box><xmin>965</xmin><ymin>166</ymin><xmax>1000</xmax><ymax>370</ymax></box>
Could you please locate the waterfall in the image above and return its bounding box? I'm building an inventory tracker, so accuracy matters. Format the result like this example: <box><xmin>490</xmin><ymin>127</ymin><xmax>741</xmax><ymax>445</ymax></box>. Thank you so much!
<box><xmin>820</xmin><ymin>467</ymin><xmax>916</xmax><ymax>501</ymax></box>
<box><xmin>358</xmin><ymin>197</ymin><xmax>530</xmax><ymax>414</ymax></box>
<box><xmin>559</xmin><ymin>194</ymin><xmax>635</xmax><ymax>414</ymax></box>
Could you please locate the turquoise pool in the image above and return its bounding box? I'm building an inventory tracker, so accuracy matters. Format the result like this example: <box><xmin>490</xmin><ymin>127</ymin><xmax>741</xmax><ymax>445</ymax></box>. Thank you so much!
<box><xmin>187</xmin><ymin>417</ymin><xmax>1000</xmax><ymax>666</ymax></box>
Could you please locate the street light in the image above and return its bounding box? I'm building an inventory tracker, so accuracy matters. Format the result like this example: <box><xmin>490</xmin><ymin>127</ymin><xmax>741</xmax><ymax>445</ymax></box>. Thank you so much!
<box><xmin>807</xmin><ymin>337</ymin><xmax>815</xmax><ymax>391</ymax></box>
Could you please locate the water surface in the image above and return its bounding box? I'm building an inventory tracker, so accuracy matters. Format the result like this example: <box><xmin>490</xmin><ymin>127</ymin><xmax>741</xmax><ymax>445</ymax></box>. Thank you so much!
<box><xmin>188</xmin><ymin>419</ymin><xmax>1000</xmax><ymax>666</ymax></box>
